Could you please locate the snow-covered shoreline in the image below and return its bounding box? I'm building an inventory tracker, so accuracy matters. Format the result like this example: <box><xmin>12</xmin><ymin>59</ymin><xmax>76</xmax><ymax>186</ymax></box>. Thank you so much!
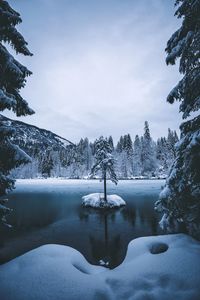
<box><xmin>0</xmin><ymin>234</ymin><xmax>199</xmax><ymax>300</ymax></box>
<box><xmin>15</xmin><ymin>177</ymin><xmax>166</xmax><ymax>184</ymax></box>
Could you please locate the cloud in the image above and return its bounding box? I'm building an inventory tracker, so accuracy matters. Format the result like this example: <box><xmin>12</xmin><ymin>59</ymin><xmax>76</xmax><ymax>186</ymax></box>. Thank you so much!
<box><xmin>7</xmin><ymin>0</ymin><xmax>181</xmax><ymax>143</ymax></box>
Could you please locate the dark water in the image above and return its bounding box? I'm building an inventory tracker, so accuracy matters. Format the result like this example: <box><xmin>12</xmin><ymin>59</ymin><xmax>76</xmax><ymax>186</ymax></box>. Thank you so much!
<box><xmin>0</xmin><ymin>179</ymin><xmax>164</xmax><ymax>268</ymax></box>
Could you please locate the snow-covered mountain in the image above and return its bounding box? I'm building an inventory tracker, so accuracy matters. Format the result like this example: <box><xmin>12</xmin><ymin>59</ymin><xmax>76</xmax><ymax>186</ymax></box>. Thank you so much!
<box><xmin>0</xmin><ymin>114</ymin><xmax>74</xmax><ymax>154</ymax></box>
<box><xmin>0</xmin><ymin>114</ymin><xmax>76</xmax><ymax>178</ymax></box>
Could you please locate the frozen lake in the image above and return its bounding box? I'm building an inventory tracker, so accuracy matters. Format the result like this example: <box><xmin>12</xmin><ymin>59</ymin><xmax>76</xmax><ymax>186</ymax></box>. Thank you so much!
<box><xmin>0</xmin><ymin>179</ymin><xmax>164</xmax><ymax>268</ymax></box>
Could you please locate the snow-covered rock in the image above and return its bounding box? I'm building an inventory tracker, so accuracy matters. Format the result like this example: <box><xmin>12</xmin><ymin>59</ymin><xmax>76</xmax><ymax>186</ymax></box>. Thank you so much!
<box><xmin>0</xmin><ymin>234</ymin><xmax>199</xmax><ymax>300</ymax></box>
<box><xmin>82</xmin><ymin>193</ymin><xmax>126</xmax><ymax>208</ymax></box>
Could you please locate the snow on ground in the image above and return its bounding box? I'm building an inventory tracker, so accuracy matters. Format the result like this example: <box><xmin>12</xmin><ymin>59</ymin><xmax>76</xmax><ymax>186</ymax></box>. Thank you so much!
<box><xmin>0</xmin><ymin>234</ymin><xmax>200</xmax><ymax>300</ymax></box>
<box><xmin>82</xmin><ymin>193</ymin><xmax>126</xmax><ymax>208</ymax></box>
<box><xmin>14</xmin><ymin>179</ymin><xmax>165</xmax><ymax>193</ymax></box>
<box><xmin>15</xmin><ymin>178</ymin><xmax>166</xmax><ymax>185</ymax></box>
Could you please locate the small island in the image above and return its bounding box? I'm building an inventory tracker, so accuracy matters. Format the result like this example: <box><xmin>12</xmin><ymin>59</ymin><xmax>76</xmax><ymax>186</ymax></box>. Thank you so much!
<box><xmin>82</xmin><ymin>136</ymin><xmax>126</xmax><ymax>209</ymax></box>
<box><xmin>82</xmin><ymin>193</ymin><xmax>126</xmax><ymax>208</ymax></box>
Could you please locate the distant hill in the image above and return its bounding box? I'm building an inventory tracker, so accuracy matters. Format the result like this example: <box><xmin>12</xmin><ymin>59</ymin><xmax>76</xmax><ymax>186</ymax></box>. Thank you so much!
<box><xmin>0</xmin><ymin>114</ymin><xmax>74</xmax><ymax>155</ymax></box>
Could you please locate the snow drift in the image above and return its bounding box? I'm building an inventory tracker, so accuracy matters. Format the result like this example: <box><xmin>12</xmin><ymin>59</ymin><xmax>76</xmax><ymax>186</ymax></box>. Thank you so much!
<box><xmin>0</xmin><ymin>234</ymin><xmax>200</xmax><ymax>300</ymax></box>
<box><xmin>82</xmin><ymin>193</ymin><xmax>126</xmax><ymax>208</ymax></box>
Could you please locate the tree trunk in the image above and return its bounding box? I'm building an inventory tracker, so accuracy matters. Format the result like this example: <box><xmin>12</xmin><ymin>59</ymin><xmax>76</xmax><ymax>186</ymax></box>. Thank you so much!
<box><xmin>104</xmin><ymin>171</ymin><xmax>107</xmax><ymax>202</ymax></box>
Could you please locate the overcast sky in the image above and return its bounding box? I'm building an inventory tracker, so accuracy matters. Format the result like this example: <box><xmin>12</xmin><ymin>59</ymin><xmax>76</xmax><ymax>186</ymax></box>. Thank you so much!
<box><xmin>7</xmin><ymin>0</ymin><xmax>182</xmax><ymax>143</ymax></box>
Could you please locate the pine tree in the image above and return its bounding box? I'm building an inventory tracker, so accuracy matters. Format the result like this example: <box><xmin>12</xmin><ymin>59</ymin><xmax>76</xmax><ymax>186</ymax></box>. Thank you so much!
<box><xmin>116</xmin><ymin>135</ymin><xmax>125</xmax><ymax>178</ymax></box>
<box><xmin>133</xmin><ymin>135</ymin><xmax>142</xmax><ymax>176</ymax></box>
<box><xmin>91</xmin><ymin>136</ymin><xmax>118</xmax><ymax>203</ymax></box>
<box><xmin>108</xmin><ymin>136</ymin><xmax>114</xmax><ymax>151</ymax></box>
<box><xmin>141</xmin><ymin>121</ymin><xmax>157</xmax><ymax>175</ymax></box>
<box><xmin>75</xmin><ymin>138</ymin><xmax>92</xmax><ymax>177</ymax></box>
<box><xmin>40</xmin><ymin>150</ymin><xmax>54</xmax><ymax>178</ymax></box>
<box><xmin>167</xmin><ymin>128</ymin><xmax>179</xmax><ymax>159</ymax></box>
<box><xmin>115</xmin><ymin>134</ymin><xmax>134</xmax><ymax>178</ymax></box>
<box><xmin>126</xmin><ymin>134</ymin><xmax>133</xmax><ymax>155</ymax></box>
<box><xmin>156</xmin><ymin>137</ymin><xmax>169</xmax><ymax>172</ymax></box>
<box><xmin>125</xmin><ymin>134</ymin><xmax>134</xmax><ymax>176</ymax></box>
<box><xmin>155</xmin><ymin>0</ymin><xmax>200</xmax><ymax>239</ymax></box>
<box><xmin>0</xmin><ymin>1</ymin><xmax>33</xmax><ymax>227</ymax></box>
<box><xmin>156</xmin><ymin>129</ymin><xmax>179</xmax><ymax>174</ymax></box>
<box><xmin>120</xmin><ymin>150</ymin><xmax>128</xmax><ymax>178</ymax></box>
<box><xmin>165</xmin><ymin>0</ymin><xmax>200</xmax><ymax>119</ymax></box>
<box><xmin>83</xmin><ymin>138</ymin><xmax>92</xmax><ymax>173</ymax></box>
<box><xmin>116</xmin><ymin>136</ymin><xmax>124</xmax><ymax>153</ymax></box>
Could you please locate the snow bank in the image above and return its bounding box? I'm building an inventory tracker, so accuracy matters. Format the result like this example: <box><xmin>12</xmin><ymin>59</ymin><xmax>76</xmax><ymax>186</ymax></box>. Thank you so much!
<box><xmin>0</xmin><ymin>234</ymin><xmax>200</xmax><ymax>300</ymax></box>
<box><xmin>82</xmin><ymin>193</ymin><xmax>126</xmax><ymax>208</ymax></box>
<box><xmin>0</xmin><ymin>245</ymin><xmax>108</xmax><ymax>300</ymax></box>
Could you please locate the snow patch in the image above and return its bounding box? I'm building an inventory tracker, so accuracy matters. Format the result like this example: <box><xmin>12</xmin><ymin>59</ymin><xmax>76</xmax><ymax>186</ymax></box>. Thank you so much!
<box><xmin>82</xmin><ymin>193</ymin><xmax>126</xmax><ymax>208</ymax></box>
<box><xmin>0</xmin><ymin>234</ymin><xmax>199</xmax><ymax>300</ymax></box>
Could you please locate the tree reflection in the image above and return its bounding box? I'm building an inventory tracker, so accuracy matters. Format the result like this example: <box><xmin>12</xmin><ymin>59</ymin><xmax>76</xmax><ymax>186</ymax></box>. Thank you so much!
<box><xmin>120</xmin><ymin>205</ymin><xmax>136</xmax><ymax>226</ymax></box>
<box><xmin>89</xmin><ymin>216</ymin><xmax>122</xmax><ymax>268</ymax></box>
<box><xmin>137</xmin><ymin>200</ymin><xmax>160</xmax><ymax>235</ymax></box>
<box><xmin>78</xmin><ymin>196</ymin><xmax>162</xmax><ymax>268</ymax></box>
<box><xmin>120</xmin><ymin>199</ymin><xmax>160</xmax><ymax>235</ymax></box>
<box><xmin>80</xmin><ymin>208</ymin><xmax>122</xmax><ymax>268</ymax></box>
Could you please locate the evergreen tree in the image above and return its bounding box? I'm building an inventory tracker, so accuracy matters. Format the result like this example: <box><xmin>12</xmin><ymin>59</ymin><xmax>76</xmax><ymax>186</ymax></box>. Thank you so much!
<box><xmin>125</xmin><ymin>134</ymin><xmax>134</xmax><ymax>175</ymax></box>
<box><xmin>116</xmin><ymin>136</ymin><xmax>124</xmax><ymax>153</ymax></box>
<box><xmin>0</xmin><ymin>1</ymin><xmax>33</xmax><ymax>226</ymax></box>
<box><xmin>91</xmin><ymin>136</ymin><xmax>118</xmax><ymax>203</ymax></box>
<box><xmin>156</xmin><ymin>137</ymin><xmax>169</xmax><ymax>172</ymax></box>
<box><xmin>115</xmin><ymin>134</ymin><xmax>134</xmax><ymax>178</ymax></box>
<box><xmin>165</xmin><ymin>0</ymin><xmax>200</xmax><ymax>118</ymax></box>
<box><xmin>133</xmin><ymin>135</ymin><xmax>142</xmax><ymax>175</ymax></box>
<box><xmin>155</xmin><ymin>0</ymin><xmax>200</xmax><ymax>239</ymax></box>
<box><xmin>120</xmin><ymin>150</ymin><xmax>128</xmax><ymax>178</ymax></box>
<box><xmin>141</xmin><ymin>121</ymin><xmax>157</xmax><ymax>175</ymax></box>
<box><xmin>108</xmin><ymin>136</ymin><xmax>114</xmax><ymax>151</ymax></box>
<box><xmin>167</xmin><ymin>128</ymin><xmax>179</xmax><ymax>159</ymax></box>
<box><xmin>126</xmin><ymin>134</ymin><xmax>133</xmax><ymax>155</ymax></box>
<box><xmin>116</xmin><ymin>135</ymin><xmax>126</xmax><ymax>178</ymax></box>
<box><xmin>83</xmin><ymin>138</ymin><xmax>92</xmax><ymax>172</ymax></box>
<box><xmin>156</xmin><ymin>129</ymin><xmax>179</xmax><ymax>174</ymax></box>
<box><xmin>75</xmin><ymin>138</ymin><xmax>92</xmax><ymax>176</ymax></box>
<box><xmin>77</xmin><ymin>138</ymin><xmax>85</xmax><ymax>165</ymax></box>
<box><xmin>40</xmin><ymin>150</ymin><xmax>54</xmax><ymax>178</ymax></box>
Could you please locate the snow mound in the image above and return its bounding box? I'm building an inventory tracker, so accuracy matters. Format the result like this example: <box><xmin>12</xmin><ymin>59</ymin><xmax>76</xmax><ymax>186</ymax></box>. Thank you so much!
<box><xmin>0</xmin><ymin>244</ymin><xmax>107</xmax><ymax>300</ymax></box>
<box><xmin>82</xmin><ymin>193</ymin><xmax>126</xmax><ymax>208</ymax></box>
<box><xmin>0</xmin><ymin>234</ymin><xmax>200</xmax><ymax>300</ymax></box>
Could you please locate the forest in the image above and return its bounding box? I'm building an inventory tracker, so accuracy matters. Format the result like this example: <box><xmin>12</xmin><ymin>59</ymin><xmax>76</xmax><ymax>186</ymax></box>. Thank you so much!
<box><xmin>12</xmin><ymin>121</ymin><xmax>178</xmax><ymax>180</ymax></box>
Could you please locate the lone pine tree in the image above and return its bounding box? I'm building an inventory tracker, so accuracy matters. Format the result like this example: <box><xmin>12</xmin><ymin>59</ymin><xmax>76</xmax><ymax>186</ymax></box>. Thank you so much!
<box><xmin>155</xmin><ymin>0</ymin><xmax>200</xmax><ymax>239</ymax></box>
<box><xmin>0</xmin><ymin>0</ymin><xmax>33</xmax><ymax>226</ymax></box>
<box><xmin>91</xmin><ymin>136</ymin><xmax>118</xmax><ymax>203</ymax></box>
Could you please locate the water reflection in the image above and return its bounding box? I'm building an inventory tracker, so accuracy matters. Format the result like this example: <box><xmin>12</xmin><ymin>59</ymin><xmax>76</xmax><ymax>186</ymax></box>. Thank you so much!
<box><xmin>79</xmin><ymin>202</ymin><xmax>160</xmax><ymax>268</ymax></box>
<box><xmin>79</xmin><ymin>208</ymin><xmax>123</xmax><ymax>267</ymax></box>
<box><xmin>89</xmin><ymin>213</ymin><xmax>122</xmax><ymax>268</ymax></box>
<box><xmin>0</xmin><ymin>180</ymin><xmax>163</xmax><ymax>267</ymax></box>
<box><xmin>120</xmin><ymin>206</ymin><xmax>136</xmax><ymax>226</ymax></box>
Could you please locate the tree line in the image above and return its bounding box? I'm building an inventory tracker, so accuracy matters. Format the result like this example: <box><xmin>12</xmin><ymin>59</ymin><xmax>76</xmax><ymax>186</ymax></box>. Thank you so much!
<box><xmin>12</xmin><ymin>121</ymin><xmax>179</xmax><ymax>179</ymax></box>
